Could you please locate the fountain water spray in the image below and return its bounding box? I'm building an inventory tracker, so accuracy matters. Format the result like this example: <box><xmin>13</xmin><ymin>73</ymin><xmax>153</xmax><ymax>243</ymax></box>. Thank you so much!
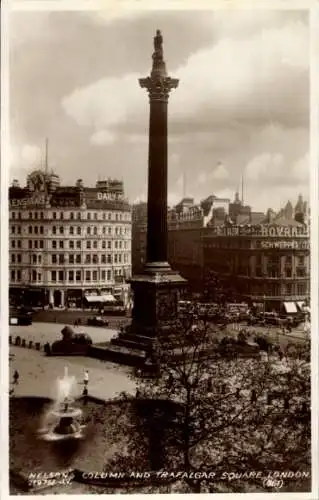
<box><xmin>38</xmin><ymin>366</ymin><xmax>85</xmax><ymax>441</ymax></box>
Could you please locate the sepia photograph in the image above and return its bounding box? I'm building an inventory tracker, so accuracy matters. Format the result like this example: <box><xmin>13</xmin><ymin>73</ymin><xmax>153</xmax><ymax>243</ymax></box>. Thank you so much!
<box><xmin>2</xmin><ymin>3</ymin><xmax>316</xmax><ymax>497</ymax></box>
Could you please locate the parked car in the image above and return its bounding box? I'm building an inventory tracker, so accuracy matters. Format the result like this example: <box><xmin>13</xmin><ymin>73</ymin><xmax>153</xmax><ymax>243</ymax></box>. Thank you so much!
<box><xmin>9</xmin><ymin>308</ymin><xmax>33</xmax><ymax>326</ymax></box>
<box><xmin>87</xmin><ymin>316</ymin><xmax>109</xmax><ymax>327</ymax></box>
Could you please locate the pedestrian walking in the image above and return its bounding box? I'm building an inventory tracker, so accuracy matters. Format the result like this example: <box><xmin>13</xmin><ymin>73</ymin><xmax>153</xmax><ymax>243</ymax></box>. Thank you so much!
<box><xmin>13</xmin><ymin>369</ymin><xmax>19</xmax><ymax>385</ymax></box>
<box><xmin>83</xmin><ymin>369</ymin><xmax>89</xmax><ymax>387</ymax></box>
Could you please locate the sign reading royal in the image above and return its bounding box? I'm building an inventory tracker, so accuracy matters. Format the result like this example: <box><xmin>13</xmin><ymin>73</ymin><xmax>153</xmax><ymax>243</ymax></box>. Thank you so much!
<box><xmin>212</xmin><ymin>224</ymin><xmax>309</xmax><ymax>238</ymax></box>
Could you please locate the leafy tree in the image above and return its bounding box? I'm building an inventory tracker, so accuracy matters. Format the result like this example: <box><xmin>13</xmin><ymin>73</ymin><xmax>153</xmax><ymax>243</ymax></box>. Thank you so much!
<box><xmin>109</xmin><ymin>316</ymin><xmax>310</xmax><ymax>493</ymax></box>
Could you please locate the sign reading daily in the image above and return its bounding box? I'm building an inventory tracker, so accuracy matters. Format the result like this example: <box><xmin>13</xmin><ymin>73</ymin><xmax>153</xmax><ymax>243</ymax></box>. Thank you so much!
<box><xmin>97</xmin><ymin>192</ymin><xmax>123</xmax><ymax>201</ymax></box>
<box><xmin>212</xmin><ymin>224</ymin><xmax>309</xmax><ymax>238</ymax></box>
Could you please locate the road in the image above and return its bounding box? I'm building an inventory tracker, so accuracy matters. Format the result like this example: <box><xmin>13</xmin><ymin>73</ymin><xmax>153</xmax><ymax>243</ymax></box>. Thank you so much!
<box><xmin>10</xmin><ymin>322</ymin><xmax>119</xmax><ymax>345</ymax></box>
<box><xmin>9</xmin><ymin>346</ymin><xmax>136</xmax><ymax>400</ymax></box>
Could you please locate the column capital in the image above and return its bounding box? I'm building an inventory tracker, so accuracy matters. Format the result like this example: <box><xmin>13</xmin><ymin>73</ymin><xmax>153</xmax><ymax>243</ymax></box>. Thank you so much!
<box><xmin>139</xmin><ymin>76</ymin><xmax>179</xmax><ymax>102</ymax></box>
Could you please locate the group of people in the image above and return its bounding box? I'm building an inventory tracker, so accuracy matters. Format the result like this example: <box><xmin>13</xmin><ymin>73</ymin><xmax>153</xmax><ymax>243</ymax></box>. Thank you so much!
<box><xmin>10</xmin><ymin>368</ymin><xmax>90</xmax><ymax>396</ymax></box>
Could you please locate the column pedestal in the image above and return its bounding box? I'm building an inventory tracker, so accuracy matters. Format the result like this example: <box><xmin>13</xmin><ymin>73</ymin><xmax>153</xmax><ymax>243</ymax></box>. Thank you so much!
<box><xmin>110</xmin><ymin>263</ymin><xmax>186</xmax><ymax>356</ymax></box>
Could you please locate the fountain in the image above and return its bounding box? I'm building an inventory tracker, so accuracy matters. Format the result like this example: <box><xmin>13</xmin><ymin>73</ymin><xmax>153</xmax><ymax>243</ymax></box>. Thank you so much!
<box><xmin>38</xmin><ymin>366</ymin><xmax>85</xmax><ymax>441</ymax></box>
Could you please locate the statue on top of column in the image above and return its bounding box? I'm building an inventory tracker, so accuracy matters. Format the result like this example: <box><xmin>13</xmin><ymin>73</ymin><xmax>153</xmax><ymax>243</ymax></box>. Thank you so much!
<box><xmin>153</xmin><ymin>29</ymin><xmax>163</xmax><ymax>60</ymax></box>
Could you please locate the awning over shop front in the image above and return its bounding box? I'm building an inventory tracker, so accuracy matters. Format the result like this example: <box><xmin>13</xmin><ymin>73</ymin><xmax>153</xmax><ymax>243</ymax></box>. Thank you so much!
<box><xmin>100</xmin><ymin>294</ymin><xmax>116</xmax><ymax>303</ymax></box>
<box><xmin>283</xmin><ymin>302</ymin><xmax>298</xmax><ymax>314</ymax></box>
<box><xmin>296</xmin><ymin>301</ymin><xmax>305</xmax><ymax>310</ymax></box>
<box><xmin>85</xmin><ymin>294</ymin><xmax>116</xmax><ymax>303</ymax></box>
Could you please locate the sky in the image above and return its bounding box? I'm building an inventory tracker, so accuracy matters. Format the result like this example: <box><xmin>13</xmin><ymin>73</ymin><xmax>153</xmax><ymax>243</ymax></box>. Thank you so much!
<box><xmin>9</xmin><ymin>9</ymin><xmax>309</xmax><ymax>211</ymax></box>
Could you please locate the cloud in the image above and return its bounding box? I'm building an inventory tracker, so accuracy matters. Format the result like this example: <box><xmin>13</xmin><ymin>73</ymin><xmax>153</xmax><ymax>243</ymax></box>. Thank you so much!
<box><xmin>61</xmin><ymin>15</ymin><xmax>308</xmax><ymax>137</ymax></box>
<box><xmin>244</xmin><ymin>151</ymin><xmax>309</xmax><ymax>186</ymax></box>
<box><xmin>90</xmin><ymin>129</ymin><xmax>116</xmax><ymax>146</ymax></box>
<box><xmin>211</xmin><ymin>162</ymin><xmax>229</xmax><ymax>180</ymax></box>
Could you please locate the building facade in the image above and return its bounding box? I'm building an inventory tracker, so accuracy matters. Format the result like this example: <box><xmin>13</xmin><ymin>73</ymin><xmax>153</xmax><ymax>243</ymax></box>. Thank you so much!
<box><xmin>132</xmin><ymin>193</ymin><xmax>310</xmax><ymax>310</ymax></box>
<box><xmin>9</xmin><ymin>171</ymin><xmax>132</xmax><ymax>308</ymax></box>
<box><xmin>203</xmin><ymin>218</ymin><xmax>310</xmax><ymax>311</ymax></box>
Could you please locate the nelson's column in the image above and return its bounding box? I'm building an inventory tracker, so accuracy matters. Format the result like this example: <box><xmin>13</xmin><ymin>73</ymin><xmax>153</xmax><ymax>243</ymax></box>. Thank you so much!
<box><xmin>110</xmin><ymin>30</ymin><xmax>186</xmax><ymax>361</ymax></box>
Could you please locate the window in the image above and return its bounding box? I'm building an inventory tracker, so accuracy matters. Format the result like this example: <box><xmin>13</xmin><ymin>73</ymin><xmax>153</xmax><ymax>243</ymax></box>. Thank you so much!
<box><xmin>29</xmin><ymin>240</ymin><xmax>32</xmax><ymax>249</ymax></box>
<box><xmin>18</xmin><ymin>212</ymin><xmax>22</xmax><ymax>219</ymax></box>
<box><xmin>85</xmin><ymin>255</ymin><xmax>91</xmax><ymax>264</ymax></box>
<box><xmin>32</xmin><ymin>270</ymin><xmax>37</xmax><ymax>282</ymax></box>
<box><xmin>93</xmin><ymin>254</ymin><xmax>98</xmax><ymax>264</ymax></box>
<box><xmin>86</xmin><ymin>241</ymin><xmax>91</xmax><ymax>249</ymax></box>
<box><xmin>53</xmin><ymin>212</ymin><xmax>57</xmax><ymax>219</ymax></box>
<box><xmin>103</xmin><ymin>213</ymin><xmax>107</xmax><ymax>220</ymax></box>
<box><xmin>59</xmin><ymin>240</ymin><xmax>64</xmax><ymax>249</ymax></box>
<box><xmin>93</xmin><ymin>270</ymin><xmax>98</xmax><ymax>280</ymax></box>
<box><xmin>60</xmin><ymin>212</ymin><xmax>64</xmax><ymax>220</ymax></box>
<box><xmin>115</xmin><ymin>213</ymin><xmax>118</xmax><ymax>221</ymax></box>
<box><xmin>17</xmin><ymin>240</ymin><xmax>21</xmax><ymax>248</ymax></box>
<box><xmin>77</xmin><ymin>226</ymin><xmax>81</xmax><ymax>235</ymax></box>
<box><xmin>70</xmin><ymin>226</ymin><xmax>74</xmax><ymax>235</ymax></box>
<box><xmin>52</xmin><ymin>226</ymin><xmax>57</xmax><ymax>235</ymax></box>
<box><xmin>101</xmin><ymin>255</ymin><xmax>106</xmax><ymax>264</ymax></box>
<box><xmin>102</xmin><ymin>241</ymin><xmax>106</xmax><ymax>249</ymax></box>
<box><xmin>118</xmin><ymin>254</ymin><xmax>122</xmax><ymax>263</ymax></box>
<box><xmin>76</xmin><ymin>270</ymin><xmax>81</xmax><ymax>282</ymax></box>
<box><xmin>94</xmin><ymin>213</ymin><xmax>97</xmax><ymax>220</ymax></box>
<box><xmin>40</xmin><ymin>212</ymin><xmax>44</xmax><ymax>219</ymax></box>
<box><xmin>108</xmin><ymin>227</ymin><xmax>112</xmax><ymax>234</ymax></box>
<box><xmin>69</xmin><ymin>240</ymin><xmax>74</xmax><ymax>250</ymax></box>
<box><xmin>38</xmin><ymin>273</ymin><xmax>42</xmax><ymax>281</ymax></box>
<box><xmin>29</xmin><ymin>212</ymin><xmax>32</xmax><ymax>219</ymax></box>
<box><xmin>40</xmin><ymin>226</ymin><xmax>44</xmax><ymax>234</ymax></box>
<box><xmin>115</xmin><ymin>227</ymin><xmax>118</xmax><ymax>235</ymax></box>
<box><xmin>58</xmin><ymin>270</ymin><xmax>64</xmax><ymax>281</ymax></box>
<box><xmin>28</xmin><ymin>226</ymin><xmax>32</xmax><ymax>234</ymax></box>
<box><xmin>114</xmin><ymin>254</ymin><xmax>118</xmax><ymax>263</ymax></box>
<box><xmin>76</xmin><ymin>254</ymin><xmax>81</xmax><ymax>264</ymax></box>
<box><xmin>17</xmin><ymin>226</ymin><xmax>21</xmax><ymax>234</ymax></box>
<box><xmin>107</xmin><ymin>270</ymin><xmax>111</xmax><ymax>280</ymax></box>
<box><xmin>93</xmin><ymin>241</ymin><xmax>98</xmax><ymax>249</ymax></box>
<box><xmin>32</xmin><ymin>254</ymin><xmax>37</xmax><ymax>264</ymax></box>
<box><xmin>12</xmin><ymin>212</ymin><xmax>16</xmax><ymax>220</ymax></box>
<box><xmin>76</xmin><ymin>240</ymin><xmax>81</xmax><ymax>249</ymax></box>
<box><xmin>298</xmin><ymin>256</ymin><xmax>305</xmax><ymax>267</ymax></box>
<box><xmin>17</xmin><ymin>270</ymin><xmax>21</xmax><ymax>281</ymax></box>
<box><xmin>107</xmin><ymin>254</ymin><xmax>112</xmax><ymax>263</ymax></box>
<box><xmin>70</xmin><ymin>212</ymin><xmax>74</xmax><ymax>220</ymax></box>
<box><xmin>93</xmin><ymin>226</ymin><xmax>97</xmax><ymax>235</ymax></box>
<box><xmin>286</xmin><ymin>269</ymin><xmax>292</xmax><ymax>278</ymax></box>
<box><xmin>297</xmin><ymin>283</ymin><xmax>306</xmax><ymax>295</ymax></box>
<box><xmin>51</xmin><ymin>271</ymin><xmax>57</xmax><ymax>282</ymax></box>
<box><xmin>297</xmin><ymin>268</ymin><xmax>306</xmax><ymax>277</ymax></box>
<box><xmin>108</xmin><ymin>213</ymin><xmax>111</xmax><ymax>220</ymax></box>
<box><xmin>77</xmin><ymin>212</ymin><xmax>81</xmax><ymax>220</ymax></box>
<box><xmin>34</xmin><ymin>212</ymin><xmax>38</xmax><ymax>219</ymax></box>
<box><xmin>115</xmin><ymin>241</ymin><xmax>118</xmax><ymax>249</ymax></box>
<box><xmin>119</xmin><ymin>241</ymin><xmax>122</xmax><ymax>249</ymax></box>
<box><xmin>11</xmin><ymin>254</ymin><xmax>16</xmax><ymax>263</ymax></box>
<box><xmin>11</xmin><ymin>270</ymin><xmax>15</xmax><ymax>281</ymax></box>
<box><xmin>59</xmin><ymin>226</ymin><xmax>64</xmax><ymax>235</ymax></box>
<box><xmin>52</xmin><ymin>254</ymin><xmax>57</xmax><ymax>264</ymax></box>
<box><xmin>69</xmin><ymin>255</ymin><xmax>74</xmax><ymax>264</ymax></box>
<box><xmin>85</xmin><ymin>270</ymin><xmax>91</xmax><ymax>281</ymax></box>
<box><xmin>69</xmin><ymin>270</ymin><xmax>74</xmax><ymax>282</ymax></box>
<box><xmin>101</xmin><ymin>270</ymin><xmax>106</xmax><ymax>280</ymax></box>
<box><xmin>286</xmin><ymin>256</ymin><xmax>292</xmax><ymax>266</ymax></box>
<box><xmin>87</xmin><ymin>213</ymin><xmax>91</xmax><ymax>220</ymax></box>
<box><xmin>102</xmin><ymin>227</ymin><xmax>106</xmax><ymax>235</ymax></box>
<box><xmin>40</xmin><ymin>240</ymin><xmax>44</xmax><ymax>249</ymax></box>
<box><xmin>59</xmin><ymin>254</ymin><xmax>65</xmax><ymax>264</ymax></box>
<box><xmin>108</xmin><ymin>241</ymin><xmax>111</xmax><ymax>249</ymax></box>
<box><xmin>34</xmin><ymin>226</ymin><xmax>38</xmax><ymax>235</ymax></box>
<box><xmin>52</xmin><ymin>241</ymin><xmax>57</xmax><ymax>249</ymax></box>
<box><xmin>87</xmin><ymin>227</ymin><xmax>91</xmax><ymax>236</ymax></box>
<box><xmin>11</xmin><ymin>240</ymin><xmax>16</xmax><ymax>249</ymax></box>
<box><xmin>38</xmin><ymin>255</ymin><xmax>42</xmax><ymax>264</ymax></box>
